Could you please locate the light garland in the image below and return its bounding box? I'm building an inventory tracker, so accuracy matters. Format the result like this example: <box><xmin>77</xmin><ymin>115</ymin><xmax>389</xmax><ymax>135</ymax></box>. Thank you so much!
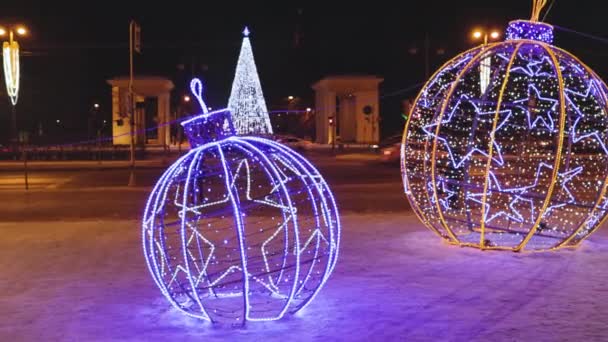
<box><xmin>227</xmin><ymin>27</ymin><xmax>274</xmax><ymax>135</ymax></box>
<box><xmin>401</xmin><ymin>17</ymin><xmax>608</xmax><ymax>252</ymax></box>
<box><xmin>2</xmin><ymin>39</ymin><xmax>20</xmax><ymax>105</ymax></box>
<box><xmin>506</xmin><ymin>20</ymin><xmax>554</xmax><ymax>44</ymax></box>
<box><xmin>142</xmin><ymin>79</ymin><xmax>340</xmax><ymax>324</ymax></box>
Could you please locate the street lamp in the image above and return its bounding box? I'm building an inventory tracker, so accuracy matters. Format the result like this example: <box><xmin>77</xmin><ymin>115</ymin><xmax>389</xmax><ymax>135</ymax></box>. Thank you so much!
<box><xmin>176</xmin><ymin>94</ymin><xmax>193</xmax><ymax>154</ymax></box>
<box><xmin>471</xmin><ymin>28</ymin><xmax>501</xmax><ymax>95</ymax></box>
<box><xmin>0</xmin><ymin>24</ymin><xmax>28</xmax><ymax>144</ymax></box>
<box><xmin>408</xmin><ymin>32</ymin><xmax>447</xmax><ymax>79</ymax></box>
<box><xmin>1</xmin><ymin>24</ymin><xmax>28</xmax><ymax>190</ymax></box>
<box><xmin>471</xmin><ymin>28</ymin><xmax>501</xmax><ymax>45</ymax></box>
<box><xmin>287</xmin><ymin>95</ymin><xmax>294</xmax><ymax>101</ymax></box>
<box><xmin>94</xmin><ymin>103</ymin><xmax>100</xmax><ymax>109</ymax></box>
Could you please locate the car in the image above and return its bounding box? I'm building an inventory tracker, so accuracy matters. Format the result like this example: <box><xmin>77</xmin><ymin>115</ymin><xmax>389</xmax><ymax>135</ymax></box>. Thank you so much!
<box><xmin>373</xmin><ymin>134</ymin><xmax>402</xmax><ymax>164</ymax></box>
<box><xmin>378</xmin><ymin>142</ymin><xmax>401</xmax><ymax>163</ymax></box>
<box><xmin>273</xmin><ymin>135</ymin><xmax>314</xmax><ymax>151</ymax></box>
<box><xmin>373</xmin><ymin>134</ymin><xmax>402</xmax><ymax>150</ymax></box>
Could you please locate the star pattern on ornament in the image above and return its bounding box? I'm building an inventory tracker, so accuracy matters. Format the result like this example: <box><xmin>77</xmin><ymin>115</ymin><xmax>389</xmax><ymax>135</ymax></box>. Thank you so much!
<box><xmin>428</xmin><ymin>178</ymin><xmax>458</xmax><ymax>210</ymax></box>
<box><xmin>495</xmin><ymin>162</ymin><xmax>583</xmax><ymax>223</ymax></box>
<box><xmin>422</xmin><ymin>95</ymin><xmax>511</xmax><ymax>168</ymax></box>
<box><xmin>581</xmin><ymin>199</ymin><xmax>608</xmax><ymax>236</ymax></box>
<box><xmin>509</xmin><ymin>54</ymin><xmax>555</xmax><ymax>78</ymax></box>
<box><xmin>260</xmin><ymin>153</ymin><xmax>333</xmax><ymax>292</ymax></box>
<box><xmin>513</xmin><ymin>84</ymin><xmax>559</xmax><ymax>132</ymax></box>
<box><xmin>467</xmin><ymin>171</ymin><xmax>531</xmax><ymax>223</ymax></box>
<box><xmin>564</xmin><ymin>79</ymin><xmax>608</xmax><ymax>154</ymax></box>
<box><xmin>565</xmin><ymin>78</ymin><xmax>601</xmax><ymax>98</ymax></box>
<box><xmin>158</xmin><ymin>151</ymin><xmax>298</xmax><ymax>301</ymax></box>
<box><xmin>544</xmin><ymin>166</ymin><xmax>583</xmax><ymax>217</ymax></box>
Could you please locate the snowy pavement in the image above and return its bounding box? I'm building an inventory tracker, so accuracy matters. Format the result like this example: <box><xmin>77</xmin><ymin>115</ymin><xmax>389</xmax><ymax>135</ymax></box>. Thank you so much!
<box><xmin>1</xmin><ymin>214</ymin><xmax>607</xmax><ymax>341</ymax></box>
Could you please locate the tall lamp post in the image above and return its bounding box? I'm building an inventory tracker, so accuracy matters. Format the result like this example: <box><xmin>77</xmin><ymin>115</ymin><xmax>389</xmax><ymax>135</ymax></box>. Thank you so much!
<box><xmin>459</xmin><ymin>28</ymin><xmax>501</xmax><ymax>229</ymax></box>
<box><xmin>408</xmin><ymin>32</ymin><xmax>446</xmax><ymax>80</ymax></box>
<box><xmin>178</xmin><ymin>94</ymin><xmax>190</xmax><ymax>154</ymax></box>
<box><xmin>128</xmin><ymin>20</ymin><xmax>141</xmax><ymax>186</ymax></box>
<box><xmin>0</xmin><ymin>25</ymin><xmax>27</xmax><ymax>144</ymax></box>
<box><xmin>1</xmin><ymin>24</ymin><xmax>29</xmax><ymax>190</ymax></box>
<box><xmin>471</xmin><ymin>28</ymin><xmax>501</xmax><ymax>94</ymax></box>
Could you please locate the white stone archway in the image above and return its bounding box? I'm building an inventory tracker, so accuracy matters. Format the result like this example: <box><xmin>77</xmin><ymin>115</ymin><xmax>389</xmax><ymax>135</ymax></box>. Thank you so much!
<box><xmin>107</xmin><ymin>76</ymin><xmax>174</xmax><ymax>146</ymax></box>
<box><xmin>312</xmin><ymin>75</ymin><xmax>383</xmax><ymax>144</ymax></box>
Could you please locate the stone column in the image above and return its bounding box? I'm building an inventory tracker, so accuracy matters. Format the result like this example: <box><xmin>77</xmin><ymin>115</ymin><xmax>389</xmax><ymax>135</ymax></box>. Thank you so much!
<box><xmin>157</xmin><ymin>93</ymin><xmax>170</xmax><ymax>146</ymax></box>
<box><xmin>314</xmin><ymin>90</ymin><xmax>336</xmax><ymax>144</ymax></box>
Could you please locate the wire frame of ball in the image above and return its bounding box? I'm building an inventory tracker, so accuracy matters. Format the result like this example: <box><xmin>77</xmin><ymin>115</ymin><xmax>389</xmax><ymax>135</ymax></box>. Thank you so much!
<box><xmin>142</xmin><ymin>136</ymin><xmax>340</xmax><ymax>324</ymax></box>
<box><xmin>401</xmin><ymin>39</ymin><xmax>608</xmax><ymax>251</ymax></box>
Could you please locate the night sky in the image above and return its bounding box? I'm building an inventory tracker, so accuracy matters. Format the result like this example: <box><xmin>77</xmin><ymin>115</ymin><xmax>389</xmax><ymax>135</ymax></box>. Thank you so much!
<box><xmin>1</xmin><ymin>0</ymin><xmax>607</xmax><ymax>143</ymax></box>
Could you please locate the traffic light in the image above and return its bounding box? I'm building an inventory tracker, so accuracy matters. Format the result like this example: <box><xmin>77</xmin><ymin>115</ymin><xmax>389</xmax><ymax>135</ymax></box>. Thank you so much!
<box><xmin>402</xmin><ymin>99</ymin><xmax>413</xmax><ymax>120</ymax></box>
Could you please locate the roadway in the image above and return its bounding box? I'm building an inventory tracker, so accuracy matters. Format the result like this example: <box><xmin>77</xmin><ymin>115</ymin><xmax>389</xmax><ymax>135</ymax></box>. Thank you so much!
<box><xmin>0</xmin><ymin>155</ymin><xmax>409</xmax><ymax>221</ymax></box>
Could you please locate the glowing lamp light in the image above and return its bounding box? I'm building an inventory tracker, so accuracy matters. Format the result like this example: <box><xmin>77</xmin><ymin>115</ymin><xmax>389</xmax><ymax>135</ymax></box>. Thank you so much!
<box><xmin>2</xmin><ymin>40</ymin><xmax>20</xmax><ymax>105</ymax></box>
<box><xmin>15</xmin><ymin>26</ymin><xmax>27</xmax><ymax>36</ymax></box>
<box><xmin>472</xmin><ymin>31</ymin><xmax>483</xmax><ymax>39</ymax></box>
<box><xmin>402</xmin><ymin>18</ymin><xmax>608</xmax><ymax>252</ymax></box>
<box><xmin>490</xmin><ymin>31</ymin><xmax>500</xmax><ymax>39</ymax></box>
<box><xmin>143</xmin><ymin>78</ymin><xmax>341</xmax><ymax>324</ymax></box>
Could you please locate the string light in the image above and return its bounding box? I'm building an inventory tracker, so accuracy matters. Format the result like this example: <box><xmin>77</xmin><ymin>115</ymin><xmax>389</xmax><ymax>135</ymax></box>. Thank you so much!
<box><xmin>142</xmin><ymin>78</ymin><xmax>340</xmax><ymax>324</ymax></box>
<box><xmin>401</xmin><ymin>16</ymin><xmax>608</xmax><ymax>252</ymax></box>
<box><xmin>227</xmin><ymin>26</ymin><xmax>274</xmax><ymax>135</ymax></box>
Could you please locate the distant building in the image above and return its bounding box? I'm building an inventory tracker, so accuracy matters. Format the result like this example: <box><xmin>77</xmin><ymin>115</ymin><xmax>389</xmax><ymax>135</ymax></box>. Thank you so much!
<box><xmin>107</xmin><ymin>76</ymin><xmax>174</xmax><ymax>146</ymax></box>
<box><xmin>312</xmin><ymin>75</ymin><xmax>383</xmax><ymax>144</ymax></box>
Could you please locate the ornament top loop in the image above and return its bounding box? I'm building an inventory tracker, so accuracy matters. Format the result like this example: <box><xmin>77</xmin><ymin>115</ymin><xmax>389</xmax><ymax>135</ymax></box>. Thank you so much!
<box><xmin>190</xmin><ymin>78</ymin><xmax>208</xmax><ymax>114</ymax></box>
<box><xmin>182</xmin><ymin>78</ymin><xmax>236</xmax><ymax>147</ymax></box>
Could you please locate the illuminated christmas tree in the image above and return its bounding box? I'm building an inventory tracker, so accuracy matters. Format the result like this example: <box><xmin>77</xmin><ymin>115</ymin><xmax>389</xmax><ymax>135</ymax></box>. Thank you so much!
<box><xmin>228</xmin><ymin>27</ymin><xmax>273</xmax><ymax>135</ymax></box>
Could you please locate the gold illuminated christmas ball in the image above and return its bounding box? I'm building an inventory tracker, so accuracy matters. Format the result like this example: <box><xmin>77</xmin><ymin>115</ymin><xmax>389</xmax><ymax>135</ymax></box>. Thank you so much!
<box><xmin>401</xmin><ymin>19</ymin><xmax>608</xmax><ymax>251</ymax></box>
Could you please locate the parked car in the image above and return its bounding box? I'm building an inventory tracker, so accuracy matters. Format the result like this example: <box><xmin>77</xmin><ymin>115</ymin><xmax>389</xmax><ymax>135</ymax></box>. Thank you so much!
<box><xmin>375</xmin><ymin>135</ymin><xmax>402</xmax><ymax>164</ymax></box>
<box><xmin>273</xmin><ymin>135</ymin><xmax>314</xmax><ymax>151</ymax></box>
<box><xmin>379</xmin><ymin>142</ymin><xmax>401</xmax><ymax>163</ymax></box>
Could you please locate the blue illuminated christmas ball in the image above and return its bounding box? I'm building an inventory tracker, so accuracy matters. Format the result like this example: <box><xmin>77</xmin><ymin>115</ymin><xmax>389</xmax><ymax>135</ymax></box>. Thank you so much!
<box><xmin>402</xmin><ymin>18</ymin><xmax>608</xmax><ymax>251</ymax></box>
<box><xmin>142</xmin><ymin>79</ymin><xmax>340</xmax><ymax>324</ymax></box>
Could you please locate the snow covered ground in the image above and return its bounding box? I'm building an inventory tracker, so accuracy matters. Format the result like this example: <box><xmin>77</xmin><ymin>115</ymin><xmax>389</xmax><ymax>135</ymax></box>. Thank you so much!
<box><xmin>1</xmin><ymin>214</ymin><xmax>607</xmax><ymax>341</ymax></box>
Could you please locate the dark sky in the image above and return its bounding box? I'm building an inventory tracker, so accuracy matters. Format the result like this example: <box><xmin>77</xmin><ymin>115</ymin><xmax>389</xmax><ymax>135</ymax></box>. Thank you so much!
<box><xmin>1</xmin><ymin>0</ymin><xmax>607</xmax><ymax>142</ymax></box>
